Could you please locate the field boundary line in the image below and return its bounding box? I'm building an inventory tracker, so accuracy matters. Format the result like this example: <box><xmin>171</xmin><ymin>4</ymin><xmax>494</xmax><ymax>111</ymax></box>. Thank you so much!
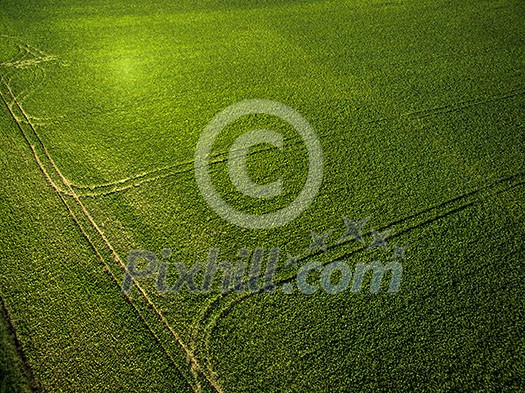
<box><xmin>0</xmin><ymin>77</ymin><xmax>222</xmax><ymax>393</ymax></box>
<box><xmin>0</xmin><ymin>293</ymin><xmax>42</xmax><ymax>392</ymax></box>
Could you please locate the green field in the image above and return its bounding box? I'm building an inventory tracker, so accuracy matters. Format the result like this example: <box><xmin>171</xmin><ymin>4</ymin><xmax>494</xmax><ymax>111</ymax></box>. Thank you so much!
<box><xmin>1</xmin><ymin>0</ymin><xmax>524</xmax><ymax>391</ymax></box>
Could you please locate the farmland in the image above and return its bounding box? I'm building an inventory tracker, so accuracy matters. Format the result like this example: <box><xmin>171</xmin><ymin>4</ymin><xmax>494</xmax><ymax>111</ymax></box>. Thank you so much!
<box><xmin>0</xmin><ymin>0</ymin><xmax>524</xmax><ymax>392</ymax></box>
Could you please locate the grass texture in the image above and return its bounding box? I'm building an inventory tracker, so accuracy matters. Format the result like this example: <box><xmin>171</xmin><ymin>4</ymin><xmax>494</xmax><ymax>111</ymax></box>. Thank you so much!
<box><xmin>0</xmin><ymin>0</ymin><xmax>523</xmax><ymax>391</ymax></box>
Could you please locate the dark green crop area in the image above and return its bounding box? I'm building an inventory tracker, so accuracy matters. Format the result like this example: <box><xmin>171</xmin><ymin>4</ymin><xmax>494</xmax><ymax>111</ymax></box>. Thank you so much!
<box><xmin>0</xmin><ymin>0</ymin><xmax>523</xmax><ymax>392</ymax></box>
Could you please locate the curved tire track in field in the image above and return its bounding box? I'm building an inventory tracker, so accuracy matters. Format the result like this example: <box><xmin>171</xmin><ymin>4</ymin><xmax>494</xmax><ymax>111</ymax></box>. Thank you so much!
<box><xmin>193</xmin><ymin>171</ymin><xmax>525</xmax><ymax>376</ymax></box>
<box><xmin>3</xmin><ymin>35</ymin><xmax>522</xmax><ymax>389</ymax></box>
<box><xmin>67</xmin><ymin>88</ymin><xmax>524</xmax><ymax>198</ymax></box>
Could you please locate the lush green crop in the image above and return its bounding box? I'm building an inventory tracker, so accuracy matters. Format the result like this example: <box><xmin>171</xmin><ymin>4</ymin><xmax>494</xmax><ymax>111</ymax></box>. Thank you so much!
<box><xmin>1</xmin><ymin>0</ymin><xmax>523</xmax><ymax>391</ymax></box>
